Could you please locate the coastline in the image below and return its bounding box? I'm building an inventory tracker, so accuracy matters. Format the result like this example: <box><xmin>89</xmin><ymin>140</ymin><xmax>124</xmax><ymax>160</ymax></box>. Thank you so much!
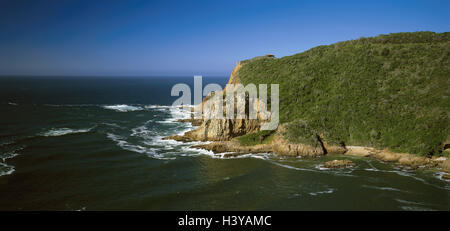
<box><xmin>162</xmin><ymin>57</ymin><xmax>450</xmax><ymax>179</ymax></box>
<box><xmin>165</xmin><ymin>117</ymin><xmax>450</xmax><ymax>179</ymax></box>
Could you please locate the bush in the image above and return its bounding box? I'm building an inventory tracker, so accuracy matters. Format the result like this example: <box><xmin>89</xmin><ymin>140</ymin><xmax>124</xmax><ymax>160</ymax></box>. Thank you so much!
<box><xmin>237</xmin><ymin>130</ymin><xmax>275</xmax><ymax>146</ymax></box>
<box><xmin>238</xmin><ymin>32</ymin><xmax>450</xmax><ymax>155</ymax></box>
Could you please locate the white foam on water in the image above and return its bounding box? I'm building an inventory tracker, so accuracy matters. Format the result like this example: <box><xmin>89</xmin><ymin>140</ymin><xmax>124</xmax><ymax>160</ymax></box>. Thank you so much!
<box><xmin>107</xmin><ymin>133</ymin><xmax>173</xmax><ymax>160</ymax></box>
<box><xmin>0</xmin><ymin>162</ymin><xmax>15</xmax><ymax>176</ymax></box>
<box><xmin>102</xmin><ymin>104</ymin><xmax>143</xmax><ymax>112</ymax></box>
<box><xmin>315</xmin><ymin>164</ymin><xmax>330</xmax><ymax>170</ymax></box>
<box><xmin>362</xmin><ymin>185</ymin><xmax>406</xmax><ymax>193</ymax></box>
<box><xmin>1</xmin><ymin>152</ymin><xmax>19</xmax><ymax>162</ymax></box>
<box><xmin>107</xmin><ymin>133</ymin><xmax>153</xmax><ymax>154</ymax></box>
<box><xmin>181</xmin><ymin>146</ymin><xmax>214</xmax><ymax>156</ymax></box>
<box><xmin>40</xmin><ymin>127</ymin><xmax>93</xmax><ymax>137</ymax></box>
<box><xmin>314</xmin><ymin>164</ymin><xmax>358</xmax><ymax>178</ymax></box>
<box><xmin>270</xmin><ymin>161</ymin><xmax>318</xmax><ymax>172</ymax></box>
<box><xmin>7</xmin><ymin>102</ymin><xmax>18</xmax><ymax>106</ymax></box>
<box><xmin>156</xmin><ymin>120</ymin><xmax>178</xmax><ymax>124</ymax></box>
<box><xmin>395</xmin><ymin>199</ymin><xmax>426</xmax><ymax>205</ymax></box>
<box><xmin>131</xmin><ymin>125</ymin><xmax>150</xmax><ymax>137</ymax></box>
<box><xmin>145</xmin><ymin>105</ymin><xmax>184</xmax><ymax>109</ymax></box>
<box><xmin>400</xmin><ymin>206</ymin><xmax>436</xmax><ymax>211</ymax></box>
<box><xmin>0</xmin><ymin>140</ymin><xmax>14</xmax><ymax>147</ymax></box>
<box><xmin>309</xmin><ymin>188</ymin><xmax>335</xmax><ymax>196</ymax></box>
<box><xmin>435</xmin><ymin>172</ymin><xmax>450</xmax><ymax>182</ymax></box>
<box><xmin>364</xmin><ymin>168</ymin><xmax>380</xmax><ymax>172</ymax></box>
<box><xmin>154</xmin><ymin>106</ymin><xmax>192</xmax><ymax>125</ymax></box>
<box><xmin>0</xmin><ymin>145</ymin><xmax>23</xmax><ymax>177</ymax></box>
<box><xmin>212</xmin><ymin>153</ymin><xmax>271</xmax><ymax>160</ymax></box>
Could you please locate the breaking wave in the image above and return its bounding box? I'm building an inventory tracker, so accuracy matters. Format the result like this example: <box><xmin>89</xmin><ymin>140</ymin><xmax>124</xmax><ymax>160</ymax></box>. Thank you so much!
<box><xmin>102</xmin><ymin>104</ymin><xmax>143</xmax><ymax>112</ymax></box>
<box><xmin>309</xmin><ymin>188</ymin><xmax>335</xmax><ymax>196</ymax></box>
<box><xmin>0</xmin><ymin>145</ymin><xmax>23</xmax><ymax>177</ymax></box>
<box><xmin>0</xmin><ymin>162</ymin><xmax>15</xmax><ymax>177</ymax></box>
<box><xmin>40</xmin><ymin>127</ymin><xmax>94</xmax><ymax>137</ymax></box>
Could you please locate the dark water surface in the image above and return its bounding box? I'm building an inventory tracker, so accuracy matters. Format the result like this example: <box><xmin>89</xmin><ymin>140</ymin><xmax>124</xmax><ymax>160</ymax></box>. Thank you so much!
<box><xmin>0</xmin><ymin>76</ymin><xmax>449</xmax><ymax>210</ymax></box>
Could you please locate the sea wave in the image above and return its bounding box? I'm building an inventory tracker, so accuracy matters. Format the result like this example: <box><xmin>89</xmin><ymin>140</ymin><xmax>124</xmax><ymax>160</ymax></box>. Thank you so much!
<box><xmin>0</xmin><ymin>162</ymin><xmax>15</xmax><ymax>177</ymax></box>
<box><xmin>309</xmin><ymin>188</ymin><xmax>335</xmax><ymax>196</ymax></box>
<box><xmin>42</xmin><ymin>103</ymin><xmax>193</xmax><ymax>115</ymax></box>
<box><xmin>106</xmin><ymin>133</ymin><xmax>174</xmax><ymax>160</ymax></box>
<box><xmin>102</xmin><ymin>104</ymin><xmax>143</xmax><ymax>112</ymax></box>
<box><xmin>40</xmin><ymin>127</ymin><xmax>94</xmax><ymax>137</ymax></box>
<box><xmin>0</xmin><ymin>145</ymin><xmax>23</xmax><ymax>177</ymax></box>
<box><xmin>362</xmin><ymin>185</ymin><xmax>407</xmax><ymax>193</ymax></box>
<box><xmin>1</xmin><ymin>151</ymin><xmax>20</xmax><ymax>162</ymax></box>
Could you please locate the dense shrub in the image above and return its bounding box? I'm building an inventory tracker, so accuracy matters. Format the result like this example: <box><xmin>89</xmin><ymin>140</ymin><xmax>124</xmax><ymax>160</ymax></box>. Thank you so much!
<box><xmin>238</xmin><ymin>32</ymin><xmax>449</xmax><ymax>155</ymax></box>
<box><xmin>237</xmin><ymin>130</ymin><xmax>275</xmax><ymax>146</ymax></box>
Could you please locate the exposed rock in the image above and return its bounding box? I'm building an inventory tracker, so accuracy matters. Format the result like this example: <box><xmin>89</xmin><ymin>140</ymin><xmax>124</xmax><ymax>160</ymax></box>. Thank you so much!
<box><xmin>226</xmin><ymin>61</ymin><xmax>243</xmax><ymax>85</ymax></box>
<box><xmin>184</xmin><ymin>118</ymin><xmax>261</xmax><ymax>141</ymax></box>
<box><xmin>373</xmin><ymin>151</ymin><xmax>402</xmax><ymax>162</ymax></box>
<box><xmin>323</xmin><ymin>160</ymin><xmax>355</xmax><ymax>168</ymax></box>
<box><xmin>442</xmin><ymin>174</ymin><xmax>450</xmax><ymax>180</ymax></box>
<box><xmin>184</xmin><ymin>60</ymin><xmax>271</xmax><ymax>141</ymax></box>
<box><xmin>222</xmin><ymin>153</ymin><xmax>245</xmax><ymax>158</ymax></box>
<box><xmin>162</xmin><ymin>135</ymin><xmax>197</xmax><ymax>142</ymax></box>
<box><xmin>192</xmin><ymin>140</ymin><xmax>272</xmax><ymax>154</ymax></box>
<box><xmin>320</xmin><ymin>137</ymin><xmax>347</xmax><ymax>154</ymax></box>
<box><xmin>432</xmin><ymin>156</ymin><xmax>448</xmax><ymax>162</ymax></box>
<box><xmin>271</xmin><ymin>131</ymin><xmax>324</xmax><ymax>157</ymax></box>
<box><xmin>439</xmin><ymin>159</ymin><xmax>450</xmax><ymax>173</ymax></box>
<box><xmin>397</xmin><ymin>154</ymin><xmax>430</xmax><ymax>169</ymax></box>
<box><xmin>345</xmin><ymin>146</ymin><xmax>374</xmax><ymax>157</ymax></box>
<box><xmin>176</xmin><ymin>118</ymin><xmax>203</xmax><ymax>126</ymax></box>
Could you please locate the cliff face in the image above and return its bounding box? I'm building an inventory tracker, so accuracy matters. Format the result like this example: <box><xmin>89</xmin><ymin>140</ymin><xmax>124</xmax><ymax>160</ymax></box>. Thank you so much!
<box><xmin>182</xmin><ymin>60</ymin><xmax>268</xmax><ymax>141</ymax></box>
<box><xmin>183</xmin><ymin>118</ymin><xmax>260</xmax><ymax>141</ymax></box>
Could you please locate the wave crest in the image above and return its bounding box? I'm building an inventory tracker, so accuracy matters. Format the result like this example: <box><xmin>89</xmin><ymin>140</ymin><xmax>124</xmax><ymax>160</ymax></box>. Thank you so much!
<box><xmin>40</xmin><ymin>127</ymin><xmax>93</xmax><ymax>137</ymax></box>
<box><xmin>102</xmin><ymin>105</ymin><xmax>143</xmax><ymax>112</ymax></box>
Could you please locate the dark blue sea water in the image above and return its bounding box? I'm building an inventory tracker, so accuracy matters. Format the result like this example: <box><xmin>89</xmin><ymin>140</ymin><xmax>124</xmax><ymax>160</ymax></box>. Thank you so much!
<box><xmin>0</xmin><ymin>76</ymin><xmax>449</xmax><ymax>210</ymax></box>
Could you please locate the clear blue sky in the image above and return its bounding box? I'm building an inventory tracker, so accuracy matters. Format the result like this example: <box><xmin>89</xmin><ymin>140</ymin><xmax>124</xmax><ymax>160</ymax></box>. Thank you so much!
<box><xmin>0</xmin><ymin>0</ymin><xmax>449</xmax><ymax>76</ymax></box>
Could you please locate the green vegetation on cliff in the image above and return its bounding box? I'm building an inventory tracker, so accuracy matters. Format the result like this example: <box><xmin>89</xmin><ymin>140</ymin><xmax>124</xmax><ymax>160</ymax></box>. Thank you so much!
<box><xmin>237</xmin><ymin>130</ymin><xmax>275</xmax><ymax>146</ymax></box>
<box><xmin>238</xmin><ymin>32</ymin><xmax>449</xmax><ymax>155</ymax></box>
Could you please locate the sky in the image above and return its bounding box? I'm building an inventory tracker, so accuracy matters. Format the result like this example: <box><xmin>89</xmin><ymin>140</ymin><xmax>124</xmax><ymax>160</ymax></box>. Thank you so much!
<box><xmin>0</xmin><ymin>0</ymin><xmax>449</xmax><ymax>76</ymax></box>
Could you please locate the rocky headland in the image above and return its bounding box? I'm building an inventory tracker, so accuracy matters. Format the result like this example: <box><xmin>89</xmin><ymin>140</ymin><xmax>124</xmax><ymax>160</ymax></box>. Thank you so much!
<box><xmin>164</xmin><ymin>32</ymin><xmax>450</xmax><ymax>178</ymax></box>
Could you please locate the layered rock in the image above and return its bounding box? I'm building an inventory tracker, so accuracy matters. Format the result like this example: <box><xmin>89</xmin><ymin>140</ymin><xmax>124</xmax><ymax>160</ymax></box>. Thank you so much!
<box><xmin>181</xmin><ymin>60</ymin><xmax>269</xmax><ymax>141</ymax></box>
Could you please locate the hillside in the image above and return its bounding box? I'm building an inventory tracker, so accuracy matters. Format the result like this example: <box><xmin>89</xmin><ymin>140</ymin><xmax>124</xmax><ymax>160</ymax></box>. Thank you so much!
<box><xmin>237</xmin><ymin>31</ymin><xmax>449</xmax><ymax>156</ymax></box>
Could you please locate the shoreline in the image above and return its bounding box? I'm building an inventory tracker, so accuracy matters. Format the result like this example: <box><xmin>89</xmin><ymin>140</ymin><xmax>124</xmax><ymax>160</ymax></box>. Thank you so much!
<box><xmin>165</xmin><ymin>118</ymin><xmax>450</xmax><ymax>180</ymax></box>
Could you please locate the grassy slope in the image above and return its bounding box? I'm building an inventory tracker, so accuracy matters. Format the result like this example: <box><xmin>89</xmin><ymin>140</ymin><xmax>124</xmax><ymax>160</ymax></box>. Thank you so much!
<box><xmin>238</xmin><ymin>32</ymin><xmax>449</xmax><ymax>155</ymax></box>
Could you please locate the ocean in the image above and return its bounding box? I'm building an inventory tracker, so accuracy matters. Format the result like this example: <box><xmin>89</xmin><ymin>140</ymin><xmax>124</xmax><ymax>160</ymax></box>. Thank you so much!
<box><xmin>0</xmin><ymin>76</ymin><xmax>449</xmax><ymax>210</ymax></box>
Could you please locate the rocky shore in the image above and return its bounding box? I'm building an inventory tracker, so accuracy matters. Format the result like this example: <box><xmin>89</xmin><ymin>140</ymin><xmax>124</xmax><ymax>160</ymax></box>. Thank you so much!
<box><xmin>164</xmin><ymin>60</ymin><xmax>450</xmax><ymax>179</ymax></box>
